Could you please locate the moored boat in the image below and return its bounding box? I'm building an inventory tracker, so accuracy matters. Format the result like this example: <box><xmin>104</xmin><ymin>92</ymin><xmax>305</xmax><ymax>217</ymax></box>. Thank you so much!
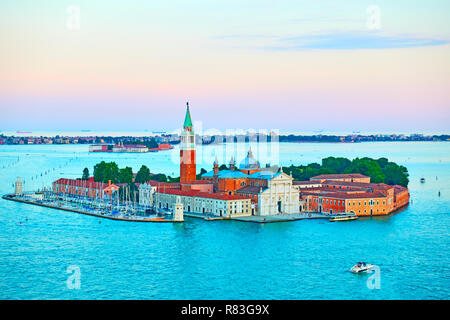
<box><xmin>146</xmin><ymin>217</ymin><xmax>166</xmax><ymax>221</ymax></box>
<box><xmin>329</xmin><ymin>215</ymin><xmax>358</xmax><ymax>222</ymax></box>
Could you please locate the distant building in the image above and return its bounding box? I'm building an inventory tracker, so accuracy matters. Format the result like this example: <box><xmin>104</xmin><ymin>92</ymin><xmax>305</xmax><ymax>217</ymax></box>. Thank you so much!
<box><xmin>89</xmin><ymin>142</ymin><xmax>149</xmax><ymax>153</ymax></box>
<box><xmin>112</xmin><ymin>142</ymin><xmax>148</xmax><ymax>153</ymax></box>
<box><xmin>52</xmin><ymin>178</ymin><xmax>119</xmax><ymax>199</ymax></box>
<box><xmin>299</xmin><ymin>177</ymin><xmax>409</xmax><ymax>216</ymax></box>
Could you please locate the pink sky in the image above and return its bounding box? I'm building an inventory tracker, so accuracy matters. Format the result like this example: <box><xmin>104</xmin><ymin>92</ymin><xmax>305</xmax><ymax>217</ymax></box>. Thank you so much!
<box><xmin>1</xmin><ymin>1</ymin><xmax>449</xmax><ymax>133</ymax></box>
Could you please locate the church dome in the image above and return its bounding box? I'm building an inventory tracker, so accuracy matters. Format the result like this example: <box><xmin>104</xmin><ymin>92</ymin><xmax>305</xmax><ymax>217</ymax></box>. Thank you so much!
<box><xmin>239</xmin><ymin>148</ymin><xmax>260</xmax><ymax>170</ymax></box>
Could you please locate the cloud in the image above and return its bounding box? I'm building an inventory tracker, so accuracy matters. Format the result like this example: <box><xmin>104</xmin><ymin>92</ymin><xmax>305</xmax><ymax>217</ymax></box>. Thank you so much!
<box><xmin>273</xmin><ymin>32</ymin><xmax>449</xmax><ymax>50</ymax></box>
<box><xmin>216</xmin><ymin>31</ymin><xmax>449</xmax><ymax>50</ymax></box>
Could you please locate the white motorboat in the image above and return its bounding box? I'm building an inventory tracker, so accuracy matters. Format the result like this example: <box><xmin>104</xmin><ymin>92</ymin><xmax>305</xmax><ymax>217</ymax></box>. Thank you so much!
<box><xmin>350</xmin><ymin>262</ymin><xmax>374</xmax><ymax>273</ymax></box>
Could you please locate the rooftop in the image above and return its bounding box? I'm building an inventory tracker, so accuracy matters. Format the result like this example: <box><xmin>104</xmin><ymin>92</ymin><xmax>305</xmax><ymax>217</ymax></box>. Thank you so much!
<box><xmin>322</xmin><ymin>180</ymin><xmax>392</xmax><ymax>190</ymax></box>
<box><xmin>293</xmin><ymin>180</ymin><xmax>322</xmax><ymax>185</ymax></box>
<box><xmin>248</xmin><ymin>171</ymin><xmax>281</xmax><ymax>180</ymax></box>
<box><xmin>157</xmin><ymin>188</ymin><xmax>249</xmax><ymax>201</ymax></box>
<box><xmin>202</xmin><ymin>169</ymin><xmax>249</xmax><ymax>179</ymax></box>
<box><xmin>236</xmin><ymin>185</ymin><xmax>267</xmax><ymax>194</ymax></box>
<box><xmin>302</xmin><ymin>190</ymin><xmax>387</xmax><ymax>200</ymax></box>
<box><xmin>53</xmin><ymin>178</ymin><xmax>117</xmax><ymax>190</ymax></box>
<box><xmin>310</xmin><ymin>173</ymin><xmax>369</xmax><ymax>180</ymax></box>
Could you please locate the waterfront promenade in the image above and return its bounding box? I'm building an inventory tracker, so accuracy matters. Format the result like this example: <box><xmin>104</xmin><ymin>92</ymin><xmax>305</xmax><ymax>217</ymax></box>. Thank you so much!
<box><xmin>3</xmin><ymin>192</ymin><xmax>340</xmax><ymax>224</ymax></box>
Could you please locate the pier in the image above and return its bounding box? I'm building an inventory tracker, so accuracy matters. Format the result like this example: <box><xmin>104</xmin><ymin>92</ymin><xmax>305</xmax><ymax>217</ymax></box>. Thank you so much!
<box><xmin>2</xmin><ymin>193</ymin><xmax>182</xmax><ymax>223</ymax></box>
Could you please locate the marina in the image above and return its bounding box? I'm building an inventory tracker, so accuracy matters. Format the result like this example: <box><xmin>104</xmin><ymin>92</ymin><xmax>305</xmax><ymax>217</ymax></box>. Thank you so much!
<box><xmin>2</xmin><ymin>193</ymin><xmax>181</xmax><ymax>223</ymax></box>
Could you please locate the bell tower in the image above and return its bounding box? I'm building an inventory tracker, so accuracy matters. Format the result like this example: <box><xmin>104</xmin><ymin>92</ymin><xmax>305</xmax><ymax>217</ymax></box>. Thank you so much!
<box><xmin>180</xmin><ymin>102</ymin><xmax>196</xmax><ymax>184</ymax></box>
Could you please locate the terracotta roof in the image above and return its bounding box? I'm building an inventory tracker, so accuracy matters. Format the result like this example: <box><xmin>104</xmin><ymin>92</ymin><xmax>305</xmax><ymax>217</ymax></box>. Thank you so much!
<box><xmin>157</xmin><ymin>189</ymin><xmax>250</xmax><ymax>201</ymax></box>
<box><xmin>236</xmin><ymin>185</ymin><xmax>266</xmax><ymax>194</ymax></box>
<box><xmin>322</xmin><ymin>180</ymin><xmax>392</xmax><ymax>190</ymax></box>
<box><xmin>146</xmin><ymin>180</ymin><xmax>180</xmax><ymax>188</ymax></box>
<box><xmin>182</xmin><ymin>181</ymin><xmax>213</xmax><ymax>185</ymax></box>
<box><xmin>393</xmin><ymin>185</ymin><xmax>408</xmax><ymax>194</ymax></box>
<box><xmin>310</xmin><ymin>173</ymin><xmax>369</xmax><ymax>180</ymax></box>
<box><xmin>303</xmin><ymin>190</ymin><xmax>387</xmax><ymax>200</ymax></box>
<box><xmin>53</xmin><ymin>178</ymin><xmax>117</xmax><ymax>190</ymax></box>
<box><xmin>293</xmin><ymin>180</ymin><xmax>322</xmax><ymax>185</ymax></box>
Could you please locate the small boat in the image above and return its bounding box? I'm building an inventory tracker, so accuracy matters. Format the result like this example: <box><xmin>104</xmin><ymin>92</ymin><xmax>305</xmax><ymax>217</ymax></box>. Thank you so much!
<box><xmin>420</xmin><ymin>178</ymin><xmax>425</xmax><ymax>183</ymax></box>
<box><xmin>330</xmin><ymin>215</ymin><xmax>358</xmax><ymax>222</ymax></box>
<box><xmin>350</xmin><ymin>262</ymin><xmax>373</xmax><ymax>273</ymax></box>
<box><xmin>146</xmin><ymin>217</ymin><xmax>166</xmax><ymax>221</ymax></box>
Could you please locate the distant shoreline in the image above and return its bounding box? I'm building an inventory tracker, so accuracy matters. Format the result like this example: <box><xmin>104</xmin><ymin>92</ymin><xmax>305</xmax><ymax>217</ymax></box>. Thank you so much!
<box><xmin>1</xmin><ymin>132</ymin><xmax>450</xmax><ymax>146</ymax></box>
<box><xmin>0</xmin><ymin>140</ymin><xmax>449</xmax><ymax>146</ymax></box>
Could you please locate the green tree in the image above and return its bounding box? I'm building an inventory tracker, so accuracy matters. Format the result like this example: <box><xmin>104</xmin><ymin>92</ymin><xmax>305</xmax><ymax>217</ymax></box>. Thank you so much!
<box><xmin>322</xmin><ymin>157</ymin><xmax>351</xmax><ymax>173</ymax></box>
<box><xmin>118</xmin><ymin>166</ymin><xmax>134</xmax><ymax>184</ymax></box>
<box><xmin>344</xmin><ymin>158</ymin><xmax>385</xmax><ymax>183</ymax></box>
<box><xmin>383</xmin><ymin>163</ymin><xmax>409</xmax><ymax>187</ymax></box>
<box><xmin>196</xmin><ymin>168</ymin><xmax>207</xmax><ymax>180</ymax></box>
<box><xmin>168</xmin><ymin>176</ymin><xmax>180</xmax><ymax>183</ymax></box>
<box><xmin>152</xmin><ymin>173</ymin><xmax>168</xmax><ymax>182</ymax></box>
<box><xmin>93</xmin><ymin>161</ymin><xmax>120</xmax><ymax>183</ymax></box>
<box><xmin>135</xmin><ymin>165</ymin><xmax>151</xmax><ymax>183</ymax></box>
<box><xmin>376</xmin><ymin>157</ymin><xmax>389</xmax><ymax>169</ymax></box>
<box><xmin>82</xmin><ymin>167</ymin><xmax>89</xmax><ymax>180</ymax></box>
<box><xmin>93</xmin><ymin>161</ymin><xmax>106</xmax><ymax>182</ymax></box>
<box><xmin>122</xmin><ymin>138</ymin><xmax>158</xmax><ymax>149</ymax></box>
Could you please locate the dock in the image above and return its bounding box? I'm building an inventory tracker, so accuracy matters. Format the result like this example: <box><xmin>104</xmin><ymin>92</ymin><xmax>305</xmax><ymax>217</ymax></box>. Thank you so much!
<box><xmin>2</xmin><ymin>194</ymin><xmax>182</xmax><ymax>223</ymax></box>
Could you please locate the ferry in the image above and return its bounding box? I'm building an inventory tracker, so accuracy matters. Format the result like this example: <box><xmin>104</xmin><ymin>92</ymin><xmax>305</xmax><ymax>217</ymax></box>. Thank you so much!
<box><xmin>329</xmin><ymin>215</ymin><xmax>358</xmax><ymax>222</ymax></box>
<box><xmin>350</xmin><ymin>262</ymin><xmax>374</xmax><ymax>273</ymax></box>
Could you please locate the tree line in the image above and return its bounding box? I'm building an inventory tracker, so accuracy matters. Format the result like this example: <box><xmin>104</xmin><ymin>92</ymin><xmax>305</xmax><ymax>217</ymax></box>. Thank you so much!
<box><xmin>282</xmin><ymin>156</ymin><xmax>409</xmax><ymax>187</ymax></box>
<box><xmin>81</xmin><ymin>161</ymin><xmax>185</xmax><ymax>185</ymax></box>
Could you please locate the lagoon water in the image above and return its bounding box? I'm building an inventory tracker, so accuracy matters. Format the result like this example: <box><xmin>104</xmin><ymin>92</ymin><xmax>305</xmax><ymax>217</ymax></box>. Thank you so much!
<box><xmin>0</xmin><ymin>142</ymin><xmax>449</xmax><ymax>299</ymax></box>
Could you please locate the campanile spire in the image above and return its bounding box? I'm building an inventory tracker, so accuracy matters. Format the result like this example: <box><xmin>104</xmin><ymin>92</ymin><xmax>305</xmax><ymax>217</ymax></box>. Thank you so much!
<box><xmin>180</xmin><ymin>101</ymin><xmax>196</xmax><ymax>184</ymax></box>
<box><xmin>183</xmin><ymin>101</ymin><xmax>193</xmax><ymax>131</ymax></box>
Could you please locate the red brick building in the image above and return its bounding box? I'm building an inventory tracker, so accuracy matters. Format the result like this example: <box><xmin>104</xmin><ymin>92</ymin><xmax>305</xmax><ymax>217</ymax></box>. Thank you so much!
<box><xmin>52</xmin><ymin>178</ymin><xmax>119</xmax><ymax>199</ymax></box>
<box><xmin>299</xmin><ymin>175</ymin><xmax>409</xmax><ymax>216</ymax></box>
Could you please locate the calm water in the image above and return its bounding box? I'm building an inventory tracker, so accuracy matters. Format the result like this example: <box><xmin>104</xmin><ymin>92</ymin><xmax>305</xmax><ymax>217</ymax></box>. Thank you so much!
<box><xmin>0</xmin><ymin>142</ymin><xmax>449</xmax><ymax>299</ymax></box>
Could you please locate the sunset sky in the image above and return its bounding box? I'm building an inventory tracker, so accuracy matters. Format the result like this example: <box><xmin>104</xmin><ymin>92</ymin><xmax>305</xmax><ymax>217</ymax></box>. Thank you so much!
<box><xmin>1</xmin><ymin>0</ymin><xmax>449</xmax><ymax>133</ymax></box>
